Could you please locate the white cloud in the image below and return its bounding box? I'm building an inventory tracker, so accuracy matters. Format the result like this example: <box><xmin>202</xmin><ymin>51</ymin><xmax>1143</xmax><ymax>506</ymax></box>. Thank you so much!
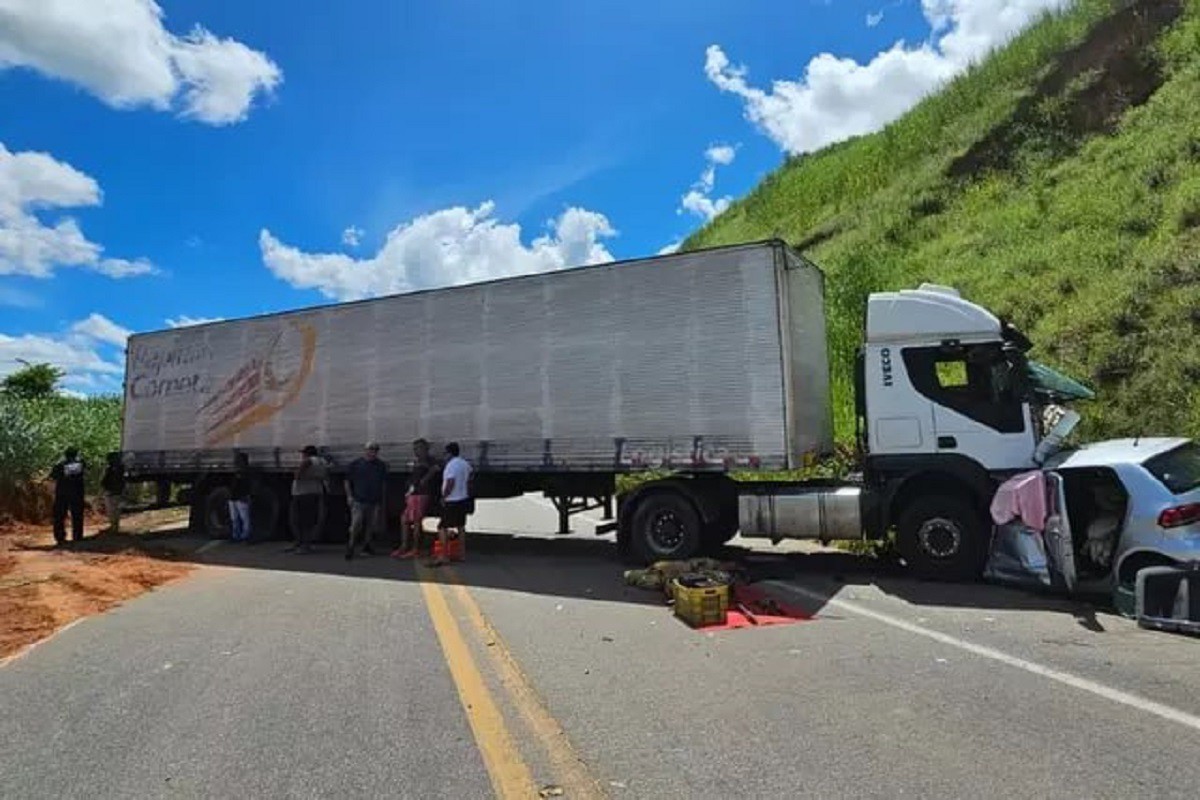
<box><xmin>341</xmin><ymin>225</ymin><xmax>364</xmax><ymax>248</ymax></box>
<box><xmin>867</xmin><ymin>12</ymin><xmax>886</xmax><ymax>27</ymax></box>
<box><xmin>705</xmin><ymin>144</ymin><xmax>736</xmax><ymax>166</ymax></box>
<box><xmin>678</xmin><ymin>143</ymin><xmax>737</xmax><ymax>223</ymax></box>
<box><xmin>0</xmin><ymin>311</ymin><xmax>132</xmax><ymax>392</ymax></box>
<box><xmin>0</xmin><ymin>142</ymin><xmax>155</xmax><ymax>279</ymax></box>
<box><xmin>657</xmin><ymin>242</ymin><xmax>681</xmax><ymax>256</ymax></box>
<box><xmin>707</xmin><ymin>0</ymin><xmax>1071</xmax><ymax>155</ymax></box>
<box><xmin>0</xmin><ymin>0</ymin><xmax>281</xmax><ymax>125</ymax></box>
<box><xmin>261</xmin><ymin>202</ymin><xmax>617</xmax><ymax>301</ymax></box>
<box><xmin>71</xmin><ymin>313</ymin><xmax>131</xmax><ymax>347</ymax></box>
<box><xmin>166</xmin><ymin>315</ymin><xmax>224</xmax><ymax>328</ymax></box>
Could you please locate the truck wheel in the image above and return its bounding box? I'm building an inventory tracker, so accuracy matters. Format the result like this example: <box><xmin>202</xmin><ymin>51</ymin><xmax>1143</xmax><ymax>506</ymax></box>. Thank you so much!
<box><xmin>896</xmin><ymin>495</ymin><xmax>986</xmax><ymax>581</ymax></box>
<box><xmin>249</xmin><ymin>487</ymin><xmax>281</xmax><ymax>542</ymax></box>
<box><xmin>204</xmin><ymin>486</ymin><xmax>233</xmax><ymax>539</ymax></box>
<box><xmin>630</xmin><ymin>493</ymin><xmax>702</xmax><ymax>563</ymax></box>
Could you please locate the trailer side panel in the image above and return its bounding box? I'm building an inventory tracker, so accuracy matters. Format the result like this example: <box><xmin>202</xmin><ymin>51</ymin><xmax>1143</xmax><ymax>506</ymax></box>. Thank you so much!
<box><xmin>122</xmin><ymin>242</ymin><xmax>829</xmax><ymax>473</ymax></box>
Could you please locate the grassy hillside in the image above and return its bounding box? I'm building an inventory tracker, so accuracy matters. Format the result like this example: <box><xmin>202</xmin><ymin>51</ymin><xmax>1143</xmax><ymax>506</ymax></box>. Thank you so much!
<box><xmin>687</xmin><ymin>0</ymin><xmax>1200</xmax><ymax>443</ymax></box>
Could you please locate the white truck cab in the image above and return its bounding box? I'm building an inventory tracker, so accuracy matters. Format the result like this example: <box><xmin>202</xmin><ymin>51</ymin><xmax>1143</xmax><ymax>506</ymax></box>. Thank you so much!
<box><xmin>861</xmin><ymin>284</ymin><xmax>1037</xmax><ymax>472</ymax></box>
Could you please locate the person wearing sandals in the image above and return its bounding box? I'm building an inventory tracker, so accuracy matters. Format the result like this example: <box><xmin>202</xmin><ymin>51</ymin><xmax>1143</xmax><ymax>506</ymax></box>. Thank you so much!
<box><xmin>430</xmin><ymin>442</ymin><xmax>471</xmax><ymax>567</ymax></box>
<box><xmin>393</xmin><ymin>438</ymin><xmax>438</xmax><ymax>559</ymax></box>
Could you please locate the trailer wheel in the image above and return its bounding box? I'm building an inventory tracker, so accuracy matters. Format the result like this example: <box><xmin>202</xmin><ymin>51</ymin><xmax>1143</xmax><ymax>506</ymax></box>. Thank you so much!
<box><xmin>896</xmin><ymin>495</ymin><xmax>985</xmax><ymax>581</ymax></box>
<box><xmin>630</xmin><ymin>492</ymin><xmax>702</xmax><ymax>563</ymax></box>
<box><xmin>249</xmin><ymin>486</ymin><xmax>282</xmax><ymax>542</ymax></box>
<box><xmin>204</xmin><ymin>486</ymin><xmax>233</xmax><ymax>539</ymax></box>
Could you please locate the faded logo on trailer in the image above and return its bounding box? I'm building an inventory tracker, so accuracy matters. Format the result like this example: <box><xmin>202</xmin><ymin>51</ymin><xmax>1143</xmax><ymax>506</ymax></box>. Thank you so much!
<box><xmin>200</xmin><ymin>320</ymin><xmax>318</xmax><ymax>445</ymax></box>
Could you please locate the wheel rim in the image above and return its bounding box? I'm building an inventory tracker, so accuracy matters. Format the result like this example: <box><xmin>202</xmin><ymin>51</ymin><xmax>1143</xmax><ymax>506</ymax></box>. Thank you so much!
<box><xmin>917</xmin><ymin>517</ymin><xmax>961</xmax><ymax>559</ymax></box>
<box><xmin>650</xmin><ymin>510</ymin><xmax>686</xmax><ymax>553</ymax></box>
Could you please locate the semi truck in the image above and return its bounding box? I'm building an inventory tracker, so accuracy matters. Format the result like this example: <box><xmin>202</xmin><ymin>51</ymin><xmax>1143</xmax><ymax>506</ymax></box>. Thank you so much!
<box><xmin>120</xmin><ymin>240</ymin><xmax>1090</xmax><ymax>579</ymax></box>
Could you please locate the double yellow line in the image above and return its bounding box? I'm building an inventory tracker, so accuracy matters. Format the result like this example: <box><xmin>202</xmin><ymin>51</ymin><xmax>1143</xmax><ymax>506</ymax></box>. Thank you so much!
<box><xmin>417</xmin><ymin>564</ymin><xmax>605</xmax><ymax>799</ymax></box>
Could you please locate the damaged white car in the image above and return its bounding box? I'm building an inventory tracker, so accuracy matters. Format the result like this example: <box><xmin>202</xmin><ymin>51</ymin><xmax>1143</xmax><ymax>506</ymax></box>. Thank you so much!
<box><xmin>985</xmin><ymin>435</ymin><xmax>1200</xmax><ymax>612</ymax></box>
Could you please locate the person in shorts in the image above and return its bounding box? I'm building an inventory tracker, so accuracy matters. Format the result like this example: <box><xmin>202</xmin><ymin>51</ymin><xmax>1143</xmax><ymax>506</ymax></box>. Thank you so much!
<box><xmin>432</xmin><ymin>442</ymin><xmax>471</xmax><ymax>566</ymax></box>
<box><xmin>393</xmin><ymin>438</ymin><xmax>438</xmax><ymax>559</ymax></box>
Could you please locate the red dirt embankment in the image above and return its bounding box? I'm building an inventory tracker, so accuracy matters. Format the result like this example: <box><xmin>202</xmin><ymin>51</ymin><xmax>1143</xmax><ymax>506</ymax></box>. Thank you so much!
<box><xmin>0</xmin><ymin>511</ymin><xmax>193</xmax><ymax>660</ymax></box>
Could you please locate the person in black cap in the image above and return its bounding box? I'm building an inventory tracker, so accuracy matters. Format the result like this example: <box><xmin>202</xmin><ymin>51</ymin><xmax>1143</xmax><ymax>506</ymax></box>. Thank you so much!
<box><xmin>49</xmin><ymin>446</ymin><xmax>86</xmax><ymax>546</ymax></box>
<box><xmin>288</xmin><ymin>445</ymin><xmax>327</xmax><ymax>554</ymax></box>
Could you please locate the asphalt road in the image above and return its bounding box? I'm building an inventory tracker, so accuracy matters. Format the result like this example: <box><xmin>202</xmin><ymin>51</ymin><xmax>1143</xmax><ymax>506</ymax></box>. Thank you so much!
<box><xmin>3</xmin><ymin>496</ymin><xmax>1200</xmax><ymax>799</ymax></box>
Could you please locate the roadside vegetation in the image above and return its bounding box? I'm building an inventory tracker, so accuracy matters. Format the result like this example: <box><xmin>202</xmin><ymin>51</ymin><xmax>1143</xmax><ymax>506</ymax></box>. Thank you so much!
<box><xmin>687</xmin><ymin>0</ymin><xmax>1200</xmax><ymax>443</ymax></box>
<box><xmin>0</xmin><ymin>364</ymin><xmax>121</xmax><ymax>521</ymax></box>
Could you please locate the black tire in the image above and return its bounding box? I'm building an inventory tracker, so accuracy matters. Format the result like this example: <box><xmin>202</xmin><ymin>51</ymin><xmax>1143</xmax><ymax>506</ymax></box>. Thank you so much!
<box><xmin>249</xmin><ymin>486</ymin><xmax>282</xmax><ymax>542</ymax></box>
<box><xmin>630</xmin><ymin>492</ymin><xmax>702</xmax><ymax>564</ymax></box>
<box><xmin>896</xmin><ymin>495</ymin><xmax>986</xmax><ymax>581</ymax></box>
<box><xmin>204</xmin><ymin>486</ymin><xmax>233</xmax><ymax>539</ymax></box>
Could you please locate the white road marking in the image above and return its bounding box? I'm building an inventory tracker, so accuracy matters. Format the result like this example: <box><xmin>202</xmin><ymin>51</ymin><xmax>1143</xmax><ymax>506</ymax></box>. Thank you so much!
<box><xmin>196</xmin><ymin>540</ymin><xmax>223</xmax><ymax>554</ymax></box>
<box><xmin>780</xmin><ymin>583</ymin><xmax>1200</xmax><ymax>734</ymax></box>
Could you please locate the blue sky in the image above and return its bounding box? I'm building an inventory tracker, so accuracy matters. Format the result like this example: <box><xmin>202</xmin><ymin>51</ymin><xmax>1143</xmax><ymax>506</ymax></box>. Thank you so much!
<box><xmin>0</xmin><ymin>0</ymin><xmax>1066</xmax><ymax>393</ymax></box>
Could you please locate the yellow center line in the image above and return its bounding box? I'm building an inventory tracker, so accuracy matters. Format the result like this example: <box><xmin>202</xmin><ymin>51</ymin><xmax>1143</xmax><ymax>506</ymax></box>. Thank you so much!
<box><xmin>416</xmin><ymin>563</ymin><xmax>535</xmax><ymax>799</ymax></box>
<box><xmin>444</xmin><ymin>566</ymin><xmax>607</xmax><ymax>800</ymax></box>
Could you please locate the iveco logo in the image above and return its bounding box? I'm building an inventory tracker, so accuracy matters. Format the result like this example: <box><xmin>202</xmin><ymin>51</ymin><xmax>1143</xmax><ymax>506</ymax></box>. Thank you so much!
<box><xmin>881</xmin><ymin>347</ymin><xmax>894</xmax><ymax>387</ymax></box>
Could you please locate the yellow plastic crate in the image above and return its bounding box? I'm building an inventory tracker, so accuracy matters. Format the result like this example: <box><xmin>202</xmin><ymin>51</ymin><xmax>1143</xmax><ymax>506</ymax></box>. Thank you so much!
<box><xmin>671</xmin><ymin>576</ymin><xmax>730</xmax><ymax>628</ymax></box>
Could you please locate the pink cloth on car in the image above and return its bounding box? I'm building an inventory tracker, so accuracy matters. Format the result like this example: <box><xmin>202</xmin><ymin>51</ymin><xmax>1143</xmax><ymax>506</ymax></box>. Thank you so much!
<box><xmin>990</xmin><ymin>471</ymin><xmax>1048</xmax><ymax>532</ymax></box>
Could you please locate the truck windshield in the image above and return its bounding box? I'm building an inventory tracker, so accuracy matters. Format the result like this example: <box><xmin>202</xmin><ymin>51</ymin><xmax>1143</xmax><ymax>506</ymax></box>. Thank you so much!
<box><xmin>1145</xmin><ymin>442</ymin><xmax>1200</xmax><ymax>495</ymax></box>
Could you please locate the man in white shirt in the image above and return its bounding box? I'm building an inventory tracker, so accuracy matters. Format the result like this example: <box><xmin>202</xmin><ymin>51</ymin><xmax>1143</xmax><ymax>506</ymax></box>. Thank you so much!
<box><xmin>433</xmin><ymin>442</ymin><xmax>472</xmax><ymax>566</ymax></box>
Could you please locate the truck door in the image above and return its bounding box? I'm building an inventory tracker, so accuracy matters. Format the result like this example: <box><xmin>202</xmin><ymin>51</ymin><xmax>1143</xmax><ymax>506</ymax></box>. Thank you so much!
<box><xmin>901</xmin><ymin>343</ymin><xmax>1036</xmax><ymax>471</ymax></box>
<box><xmin>1043</xmin><ymin>472</ymin><xmax>1078</xmax><ymax>592</ymax></box>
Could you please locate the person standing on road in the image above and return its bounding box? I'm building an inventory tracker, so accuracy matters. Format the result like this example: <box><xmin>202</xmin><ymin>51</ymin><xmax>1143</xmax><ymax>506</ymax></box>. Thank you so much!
<box><xmin>100</xmin><ymin>453</ymin><xmax>127</xmax><ymax>535</ymax></box>
<box><xmin>393</xmin><ymin>438</ymin><xmax>439</xmax><ymax>559</ymax></box>
<box><xmin>228</xmin><ymin>453</ymin><xmax>255</xmax><ymax>543</ymax></box>
<box><xmin>432</xmin><ymin>442</ymin><xmax>471</xmax><ymax>567</ymax></box>
<box><xmin>49</xmin><ymin>447</ymin><xmax>86</xmax><ymax>546</ymax></box>
<box><xmin>344</xmin><ymin>442</ymin><xmax>388</xmax><ymax>560</ymax></box>
<box><xmin>289</xmin><ymin>445</ymin><xmax>327</xmax><ymax>555</ymax></box>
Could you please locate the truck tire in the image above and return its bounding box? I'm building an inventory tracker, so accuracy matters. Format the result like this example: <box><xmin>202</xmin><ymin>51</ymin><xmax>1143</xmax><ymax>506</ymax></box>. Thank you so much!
<box><xmin>249</xmin><ymin>486</ymin><xmax>282</xmax><ymax>542</ymax></box>
<box><xmin>630</xmin><ymin>492</ymin><xmax>702</xmax><ymax>563</ymax></box>
<box><xmin>204</xmin><ymin>486</ymin><xmax>233</xmax><ymax>539</ymax></box>
<box><xmin>896</xmin><ymin>495</ymin><xmax>986</xmax><ymax>581</ymax></box>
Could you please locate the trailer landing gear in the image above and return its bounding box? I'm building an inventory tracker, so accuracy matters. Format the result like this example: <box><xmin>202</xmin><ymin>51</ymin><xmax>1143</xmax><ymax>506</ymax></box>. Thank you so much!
<box><xmin>547</xmin><ymin>494</ymin><xmax>614</xmax><ymax>535</ymax></box>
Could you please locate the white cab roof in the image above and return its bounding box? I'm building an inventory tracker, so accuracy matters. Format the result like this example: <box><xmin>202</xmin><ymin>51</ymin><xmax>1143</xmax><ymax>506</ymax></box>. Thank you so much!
<box><xmin>867</xmin><ymin>284</ymin><xmax>1001</xmax><ymax>344</ymax></box>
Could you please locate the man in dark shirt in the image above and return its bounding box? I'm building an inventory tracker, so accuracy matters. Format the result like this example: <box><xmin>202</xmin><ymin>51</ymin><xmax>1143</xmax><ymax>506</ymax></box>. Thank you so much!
<box><xmin>50</xmin><ymin>447</ymin><xmax>86</xmax><ymax>545</ymax></box>
<box><xmin>393</xmin><ymin>438</ymin><xmax>439</xmax><ymax>559</ymax></box>
<box><xmin>343</xmin><ymin>442</ymin><xmax>388</xmax><ymax>560</ymax></box>
<box><xmin>100</xmin><ymin>452</ymin><xmax>127</xmax><ymax>535</ymax></box>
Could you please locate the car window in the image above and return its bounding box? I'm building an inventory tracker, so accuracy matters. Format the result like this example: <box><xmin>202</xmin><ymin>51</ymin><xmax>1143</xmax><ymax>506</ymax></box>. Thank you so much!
<box><xmin>1144</xmin><ymin>442</ymin><xmax>1200</xmax><ymax>495</ymax></box>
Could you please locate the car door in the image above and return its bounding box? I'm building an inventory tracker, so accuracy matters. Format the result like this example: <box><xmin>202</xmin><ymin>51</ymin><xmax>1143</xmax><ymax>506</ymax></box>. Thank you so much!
<box><xmin>1043</xmin><ymin>471</ymin><xmax>1077</xmax><ymax>592</ymax></box>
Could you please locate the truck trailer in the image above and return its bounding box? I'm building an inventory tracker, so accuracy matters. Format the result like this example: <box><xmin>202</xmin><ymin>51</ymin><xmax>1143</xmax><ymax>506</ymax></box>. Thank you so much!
<box><xmin>121</xmin><ymin>240</ymin><xmax>1087</xmax><ymax>579</ymax></box>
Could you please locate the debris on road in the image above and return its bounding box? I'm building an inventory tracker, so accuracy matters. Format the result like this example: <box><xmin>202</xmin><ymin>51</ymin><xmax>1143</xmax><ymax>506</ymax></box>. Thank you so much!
<box><xmin>623</xmin><ymin>558</ymin><xmax>811</xmax><ymax>632</ymax></box>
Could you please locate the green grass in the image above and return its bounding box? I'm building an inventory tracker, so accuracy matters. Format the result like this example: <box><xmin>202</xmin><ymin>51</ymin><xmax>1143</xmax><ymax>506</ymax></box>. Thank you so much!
<box><xmin>687</xmin><ymin>0</ymin><xmax>1200</xmax><ymax>444</ymax></box>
